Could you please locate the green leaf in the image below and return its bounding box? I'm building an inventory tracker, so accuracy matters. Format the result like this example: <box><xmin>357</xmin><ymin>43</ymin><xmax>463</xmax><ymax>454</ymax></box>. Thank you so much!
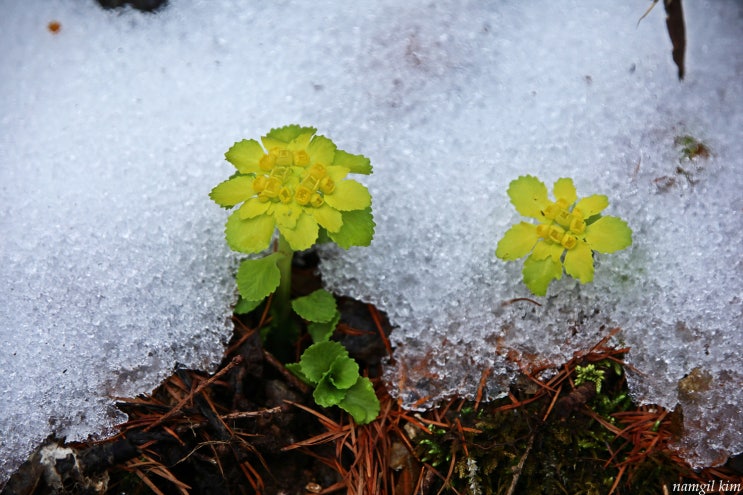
<box><xmin>209</xmin><ymin>176</ymin><xmax>253</xmax><ymax>208</ymax></box>
<box><xmin>338</xmin><ymin>377</ymin><xmax>380</xmax><ymax>424</ymax></box>
<box><xmin>234</xmin><ymin>296</ymin><xmax>263</xmax><ymax>315</ymax></box>
<box><xmin>262</xmin><ymin>125</ymin><xmax>316</xmax><ymax>149</ymax></box>
<box><xmin>225</xmin><ymin>139</ymin><xmax>265</xmax><ymax>175</ymax></box>
<box><xmin>308</xmin><ymin>311</ymin><xmax>340</xmax><ymax>343</ymax></box>
<box><xmin>584</xmin><ymin>216</ymin><xmax>632</xmax><ymax>253</ymax></box>
<box><xmin>277</xmin><ymin>212</ymin><xmax>319</xmax><ymax>251</ymax></box>
<box><xmin>225</xmin><ymin>210</ymin><xmax>275</xmax><ymax>253</ymax></box>
<box><xmin>309</xmin><ymin>204</ymin><xmax>343</xmax><ymax>233</ymax></box>
<box><xmin>236</xmin><ymin>253</ymin><xmax>284</xmax><ymax>302</ymax></box>
<box><xmin>292</xmin><ymin>289</ymin><xmax>337</xmax><ymax>323</ymax></box>
<box><xmin>328</xmin><ymin>208</ymin><xmax>375</xmax><ymax>249</ymax></box>
<box><xmin>563</xmin><ymin>240</ymin><xmax>594</xmax><ymax>284</ymax></box>
<box><xmin>522</xmin><ymin>253</ymin><xmax>563</xmax><ymax>296</ymax></box>
<box><xmin>313</xmin><ymin>373</ymin><xmax>348</xmax><ymax>407</ymax></box>
<box><xmin>495</xmin><ymin>222</ymin><xmax>539</xmax><ymax>261</ymax></box>
<box><xmin>297</xmin><ymin>341</ymin><xmax>349</xmax><ymax>384</ymax></box>
<box><xmin>574</xmin><ymin>194</ymin><xmax>609</xmax><ymax>218</ymax></box>
<box><xmin>285</xmin><ymin>362</ymin><xmax>310</xmax><ymax>383</ymax></box>
<box><xmin>324</xmin><ymin>180</ymin><xmax>371</xmax><ymax>211</ymax></box>
<box><xmin>553</xmin><ymin>178</ymin><xmax>577</xmax><ymax>205</ymax></box>
<box><xmin>333</xmin><ymin>150</ymin><xmax>372</xmax><ymax>174</ymax></box>
<box><xmin>507</xmin><ymin>175</ymin><xmax>549</xmax><ymax>220</ymax></box>
<box><xmin>327</xmin><ymin>355</ymin><xmax>359</xmax><ymax>390</ymax></box>
<box><xmin>306</xmin><ymin>134</ymin><xmax>337</xmax><ymax>165</ymax></box>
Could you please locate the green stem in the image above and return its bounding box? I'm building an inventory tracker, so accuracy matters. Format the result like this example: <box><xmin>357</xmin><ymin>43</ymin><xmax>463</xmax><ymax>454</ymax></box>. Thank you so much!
<box><xmin>273</xmin><ymin>234</ymin><xmax>294</xmax><ymax>331</ymax></box>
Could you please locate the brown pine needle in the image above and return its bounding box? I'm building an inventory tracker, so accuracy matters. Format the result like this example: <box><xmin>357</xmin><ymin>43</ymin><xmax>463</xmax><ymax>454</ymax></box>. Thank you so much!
<box><xmin>144</xmin><ymin>355</ymin><xmax>242</xmax><ymax>431</ymax></box>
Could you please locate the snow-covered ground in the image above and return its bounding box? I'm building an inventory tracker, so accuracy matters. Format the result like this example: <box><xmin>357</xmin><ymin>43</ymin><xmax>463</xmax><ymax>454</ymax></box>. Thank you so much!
<box><xmin>1</xmin><ymin>0</ymin><xmax>741</xmax><ymax>484</ymax></box>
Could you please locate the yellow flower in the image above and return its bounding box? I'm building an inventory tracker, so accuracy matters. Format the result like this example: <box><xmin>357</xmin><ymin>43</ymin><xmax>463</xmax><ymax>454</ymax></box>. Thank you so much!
<box><xmin>496</xmin><ymin>175</ymin><xmax>632</xmax><ymax>296</ymax></box>
<box><xmin>210</xmin><ymin>125</ymin><xmax>373</xmax><ymax>253</ymax></box>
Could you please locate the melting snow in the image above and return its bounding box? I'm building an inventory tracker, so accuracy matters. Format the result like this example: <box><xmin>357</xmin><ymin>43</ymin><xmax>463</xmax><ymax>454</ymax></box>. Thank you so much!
<box><xmin>1</xmin><ymin>0</ymin><xmax>741</xmax><ymax>485</ymax></box>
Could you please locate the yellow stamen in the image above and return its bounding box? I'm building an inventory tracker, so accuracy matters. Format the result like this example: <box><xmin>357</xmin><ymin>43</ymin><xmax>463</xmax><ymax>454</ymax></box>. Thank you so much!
<box><xmin>259</xmin><ymin>153</ymin><xmax>275</xmax><ymax>172</ymax></box>
<box><xmin>308</xmin><ymin>163</ymin><xmax>327</xmax><ymax>180</ymax></box>
<box><xmin>262</xmin><ymin>177</ymin><xmax>282</xmax><ymax>198</ymax></box>
<box><xmin>547</xmin><ymin>225</ymin><xmax>565</xmax><ymax>244</ymax></box>
<box><xmin>569</xmin><ymin>216</ymin><xmax>586</xmax><ymax>234</ymax></box>
<box><xmin>294</xmin><ymin>150</ymin><xmax>310</xmax><ymax>167</ymax></box>
<box><xmin>295</xmin><ymin>186</ymin><xmax>312</xmax><ymax>206</ymax></box>
<box><xmin>319</xmin><ymin>176</ymin><xmax>335</xmax><ymax>194</ymax></box>
<box><xmin>555</xmin><ymin>209</ymin><xmax>572</xmax><ymax>227</ymax></box>
<box><xmin>301</xmin><ymin>176</ymin><xmax>320</xmax><ymax>191</ymax></box>
<box><xmin>544</xmin><ymin>203</ymin><xmax>560</xmax><ymax>220</ymax></box>
<box><xmin>561</xmin><ymin>233</ymin><xmax>577</xmax><ymax>249</ymax></box>
<box><xmin>252</xmin><ymin>175</ymin><xmax>267</xmax><ymax>193</ymax></box>
<box><xmin>271</xmin><ymin>166</ymin><xmax>290</xmax><ymax>182</ymax></box>
<box><xmin>310</xmin><ymin>193</ymin><xmax>324</xmax><ymax>208</ymax></box>
<box><xmin>275</xmin><ymin>149</ymin><xmax>293</xmax><ymax>167</ymax></box>
<box><xmin>278</xmin><ymin>186</ymin><xmax>292</xmax><ymax>204</ymax></box>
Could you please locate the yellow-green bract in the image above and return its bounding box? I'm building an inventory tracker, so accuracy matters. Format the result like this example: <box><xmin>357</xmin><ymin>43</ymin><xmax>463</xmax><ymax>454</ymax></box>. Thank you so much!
<box><xmin>210</xmin><ymin>125</ymin><xmax>374</xmax><ymax>252</ymax></box>
<box><xmin>496</xmin><ymin>175</ymin><xmax>632</xmax><ymax>296</ymax></box>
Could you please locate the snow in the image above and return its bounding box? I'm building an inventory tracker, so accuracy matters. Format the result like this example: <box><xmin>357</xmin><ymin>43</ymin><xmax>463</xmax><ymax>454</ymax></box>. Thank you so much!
<box><xmin>0</xmin><ymin>0</ymin><xmax>741</xmax><ymax>485</ymax></box>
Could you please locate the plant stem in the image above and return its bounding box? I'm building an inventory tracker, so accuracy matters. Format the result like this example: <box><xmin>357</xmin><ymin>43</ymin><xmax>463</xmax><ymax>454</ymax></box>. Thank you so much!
<box><xmin>273</xmin><ymin>234</ymin><xmax>294</xmax><ymax>331</ymax></box>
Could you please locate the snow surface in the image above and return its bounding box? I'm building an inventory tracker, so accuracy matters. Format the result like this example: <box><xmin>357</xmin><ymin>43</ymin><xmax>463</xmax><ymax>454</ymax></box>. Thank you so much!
<box><xmin>0</xmin><ymin>0</ymin><xmax>741</xmax><ymax>484</ymax></box>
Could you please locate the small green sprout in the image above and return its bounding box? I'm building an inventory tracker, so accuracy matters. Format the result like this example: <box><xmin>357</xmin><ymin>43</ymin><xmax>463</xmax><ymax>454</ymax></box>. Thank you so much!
<box><xmin>291</xmin><ymin>289</ymin><xmax>341</xmax><ymax>343</ymax></box>
<box><xmin>210</xmin><ymin>125</ymin><xmax>379</xmax><ymax>424</ymax></box>
<box><xmin>574</xmin><ymin>364</ymin><xmax>605</xmax><ymax>394</ymax></box>
<box><xmin>496</xmin><ymin>175</ymin><xmax>632</xmax><ymax>296</ymax></box>
<box><xmin>285</xmin><ymin>340</ymin><xmax>380</xmax><ymax>424</ymax></box>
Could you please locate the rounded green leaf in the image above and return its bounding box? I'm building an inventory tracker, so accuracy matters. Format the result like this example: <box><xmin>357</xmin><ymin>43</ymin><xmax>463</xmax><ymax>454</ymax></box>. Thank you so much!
<box><xmin>273</xmin><ymin>203</ymin><xmax>302</xmax><ymax>230</ymax></box>
<box><xmin>327</xmin><ymin>165</ymin><xmax>350</xmax><ymax>182</ymax></box>
<box><xmin>338</xmin><ymin>377</ymin><xmax>380</xmax><ymax>425</ymax></box>
<box><xmin>236</xmin><ymin>253</ymin><xmax>284</xmax><ymax>302</ymax></box>
<box><xmin>324</xmin><ymin>180</ymin><xmax>371</xmax><ymax>211</ymax></box>
<box><xmin>292</xmin><ymin>289</ymin><xmax>338</xmax><ymax>323</ymax></box>
<box><xmin>285</xmin><ymin>362</ymin><xmax>310</xmax><ymax>383</ymax></box>
<box><xmin>333</xmin><ymin>149</ymin><xmax>372</xmax><ymax>175</ymax></box>
<box><xmin>238</xmin><ymin>197</ymin><xmax>270</xmax><ymax>219</ymax></box>
<box><xmin>327</xmin><ymin>355</ymin><xmax>360</xmax><ymax>390</ymax></box>
<box><xmin>522</xmin><ymin>254</ymin><xmax>563</xmax><ymax>296</ymax></box>
<box><xmin>495</xmin><ymin>222</ymin><xmax>539</xmax><ymax>260</ymax></box>
<box><xmin>308</xmin><ymin>311</ymin><xmax>341</xmax><ymax>343</ymax></box>
<box><xmin>507</xmin><ymin>175</ymin><xmax>549</xmax><ymax>219</ymax></box>
<box><xmin>209</xmin><ymin>176</ymin><xmax>254</xmax><ymax>207</ymax></box>
<box><xmin>327</xmin><ymin>208</ymin><xmax>375</xmax><ymax>248</ymax></box>
<box><xmin>234</xmin><ymin>296</ymin><xmax>263</xmax><ymax>315</ymax></box>
<box><xmin>306</xmin><ymin>134</ymin><xmax>337</xmax><ymax>165</ymax></box>
<box><xmin>553</xmin><ymin>178</ymin><xmax>577</xmax><ymax>205</ymax></box>
<box><xmin>261</xmin><ymin>125</ymin><xmax>316</xmax><ymax>150</ymax></box>
<box><xmin>563</xmin><ymin>240</ymin><xmax>595</xmax><ymax>284</ymax></box>
<box><xmin>225</xmin><ymin>211</ymin><xmax>275</xmax><ymax>253</ymax></box>
<box><xmin>532</xmin><ymin>239</ymin><xmax>564</xmax><ymax>262</ymax></box>
<box><xmin>298</xmin><ymin>341</ymin><xmax>349</xmax><ymax>384</ymax></box>
<box><xmin>314</xmin><ymin>374</ymin><xmax>347</xmax><ymax>407</ymax></box>
<box><xmin>574</xmin><ymin>194</ymin><xmax>609</xmax><ymax>218</ymax></box>
<box><xmin>277</xmin><ymin>212</ymin><xmax>319</xmax><ymax>251</ymax></box>
<box><xmin>310</xmin><ymin>204</ymin><xmax>343</xmax><ymax>233</ymax></box>
<box><xmin>225</xmin><ymin>139</ymin><xmax>265</xmax><ymax>174</ymax></box>
<box><xmin>584</xmin><ymin>216</ymin><xmax>632</xmax><ymax>253</ymax></box>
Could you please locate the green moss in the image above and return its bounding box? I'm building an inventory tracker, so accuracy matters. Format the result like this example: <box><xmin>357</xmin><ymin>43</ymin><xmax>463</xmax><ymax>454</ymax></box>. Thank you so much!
<box><xmin>410</xmin><ymin>359</ymin><xmax>691</xmax><ymax>494</ymax></box>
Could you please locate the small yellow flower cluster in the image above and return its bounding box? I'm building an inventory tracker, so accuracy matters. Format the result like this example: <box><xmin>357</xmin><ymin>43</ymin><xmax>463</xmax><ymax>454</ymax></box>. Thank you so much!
<box><xmin>496</xmin><ymin>175</ymin><xmax>632</xmax><ymax>296</ymax></box>
<box><xmin>210</xmin><ymin>125</ymin><xmax>373</xmax><ymax>253</ymax></box>
<box><xmin>251</xmin><ymin>148</ymin><xmax>335</xmax><ymax>208</ymax></box>
<box><xmin>537</xmin><ymin>197</ymin><xmax>587</xmax><ymax>250</ymax></box>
